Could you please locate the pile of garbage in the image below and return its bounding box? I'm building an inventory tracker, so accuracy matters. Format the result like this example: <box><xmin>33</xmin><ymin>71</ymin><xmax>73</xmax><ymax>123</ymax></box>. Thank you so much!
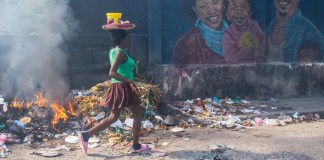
<box><xmin>0</xmin><ymin>79</ymin><xmax>322</xmax><ymax>158</ymax></box>
<box><xmin>173</xmin><ymin>97</ymin><xmax>252</xmax><ymax>116</ymax></box>
<box><xmin>0</xmin><ymin>79</ymin><xmax>163</xmax><ymax>157</ymax></box>
<box><xmin>171</xmin><ymin>97</ymin><xmax>322</xmax><ymax>131</ymax></box>
<box><xmin>69</xmin><ymin>79</ymin><xmax>162</xmax><ymax>129</ymax></box>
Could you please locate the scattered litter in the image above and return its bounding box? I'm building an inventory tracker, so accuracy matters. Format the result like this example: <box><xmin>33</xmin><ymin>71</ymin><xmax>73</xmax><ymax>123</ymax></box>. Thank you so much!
<box><xmin>241</xmin><ymin>100</ymin><xmax>250</xmax><ymax>104</ymax></box>
<box><xmin>254</xmin><ymin>117</ymin><xmax>264</xmax><ymax>126</ymax></box>
<box><xmin>187</xmin><ymin>118</ymin><xmax>194</xmax><ymax>123</ymax></box>
<box><xmin>30</xmin><ymin>148</ymin><xmax>61</xmax><ymax>157</ymax></box>
<box><xmin>125</xmin><ymin>118</ymin><xmax>134</xmax><ymax>128</ymax></box>
<box><xmin>20</xmin><ymin>117</ymin><xmax>32</xmax><ymax>125</ymax></box>
<box><xmin>230</xmin><ymin>125</ymin><xmax>243</xmax><ymax>131</ymax></box>
<box><xmin>170</xmin><ymin>127</ymin><xmax>185</xmax><ymax>133</ymax></box>
<box><xmin>209</xmin><ymin>144</ymin><xmax>236</xmax><ymax>151</ymax></box>
<box><xmin>264</xmin><ymin>119</ymin><xmax>278</xmax><ymax>126</ymax></box>
<box><xmin>161</xmin><ymin>142</ymin><xmax>170</xmax><ymax>146</ymax></box>
<box><xmin>0</xmin><ymin>78</ymin><xmax>322</xmax><ymax>155</ymax></box>
<box><xmin>55</xmin><ymin>145</ymin><xmax>71</xmax><ymax>151</ymax></box>
<box><xmin>64</xmin><ymin>136</ymin><xmax>79</xmax><ymax>144</ymax></box>
<box><xmin>88</xmin><ymin>137</ymin><xmax>100</xmax><ymax>143</ymax></box>
<box><xmin>271</xmin><ymin>107</ymin><xmax>278</xmax><ymax>110</ymax></box>
<box><xmin>108</xmin><ymin>133</ymin><xmax>124</xmax><ymax>143</ymax></box>
<box><xmin>152</xmin><ymin>152</ymin><xmax>167</xmax><ymax>157</ymax></box>
<box><xmin>142</xmin><ymin>120</ymin><xmax>154</xmax><ymax>129</ymax></box>
<box><xmin>164</xmin><ymin>115</ymin><xmax>179</xmax><ymax>126</ymax></box>
<box><xmin>89</xmin><ymin>143</ymin><xmax>100</xmax><ymax>148</ymax></box>
<box><xmin>111</xmin><ymin>119</ymin><xmax>123</xmax><ymax>128</ymax></box>
<box><xmin>292</xmin><ymin>112</ymin><xmax>299</xmax><ymax>119</ymax></box>
<box><xmin>182</xmin><ymin>138</ymin><xmax>190</xmax><ymax>141</ymax></box>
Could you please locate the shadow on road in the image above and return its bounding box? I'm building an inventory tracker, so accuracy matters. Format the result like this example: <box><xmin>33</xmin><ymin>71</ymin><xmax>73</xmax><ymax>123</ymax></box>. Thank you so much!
<box><xmin>166</xmin><ymin>149</ymin><xmax>315</xmax><ymax>160</ymax></box>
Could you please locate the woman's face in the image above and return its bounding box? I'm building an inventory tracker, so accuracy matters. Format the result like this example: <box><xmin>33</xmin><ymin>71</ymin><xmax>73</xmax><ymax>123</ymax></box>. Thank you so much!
<box><xmin>193</xmin><ymin>0</ymin><xmax>224</xmax><ymax>30</ymax></box>
<box><xmin>274</xmin><ymin>0</ymin><xmax>298</xmax><ymax>17</ymax></box>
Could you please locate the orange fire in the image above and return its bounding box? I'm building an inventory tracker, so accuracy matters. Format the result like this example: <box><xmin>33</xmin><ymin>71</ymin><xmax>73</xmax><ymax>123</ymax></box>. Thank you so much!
<box><xmin>34</xmin><ymin>92</ymin><xmax>48</xmax><ymax>107</ymax></box>
<box><xmin>10</xmin><ymin>92</ymin><xmax>77</xmax><ymax>130</ymax></box>
<box><xmin>51</xmin><ymin>101</ymin><xmax>68</xmax><ymax>129</ymax></box>
<box><xmin>11</xmin><ymin>98</ymin><xmax>24</xmax><ymax>110</ymax></box>
<box><xmin>67</xmin><ymin>101</ymin><xmax>77</xmax><ymax>116</ymax></box>
<box><xmin>26</xmin><ymin>101</ymin><xmax>33</xmax><ymax>109</ymax></box>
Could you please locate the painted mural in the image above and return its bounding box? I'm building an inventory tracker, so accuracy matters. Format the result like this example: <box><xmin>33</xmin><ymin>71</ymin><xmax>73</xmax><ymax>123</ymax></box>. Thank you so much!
<box><xmin>171</xmin><ymin>0</ymin><xmax>324</xmax><ymax>65</ymax></box>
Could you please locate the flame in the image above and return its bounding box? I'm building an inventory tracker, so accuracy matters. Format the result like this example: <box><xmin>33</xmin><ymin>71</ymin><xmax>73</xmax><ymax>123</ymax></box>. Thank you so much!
<box><xmin>26</xmin><ymin>101</ymin><xmax>33</xmax><ymax>109</ymax></box>
<box><xmin>51</xmin><ymin>101</ymin><xmax>68</xmax><ymax>129</ymax></box>
<box><xmin>34</xmin><ymin>92</ymin><xmax>48</xmax><ymax>107</ymax></box>
<box><xmin>11</xmin><ymin>98</ymin><xmax>24</xmax><ymax>110</ymax></box>
<box><xmin>67</xmin><ymin>101</ymin><xmax>77</xmax><ymax>116</ymax></box>
<box><xmin>10</xmin><ymin>92</ymin><xmax>77</xmax><ymax>130</ymax></box>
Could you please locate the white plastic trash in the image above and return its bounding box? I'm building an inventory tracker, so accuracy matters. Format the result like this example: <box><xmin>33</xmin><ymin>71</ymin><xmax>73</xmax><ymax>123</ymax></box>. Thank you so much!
<box><xmin>88</xmin><ymin>137</ymin><xmax>100</xmax><ymax>143</ymax></box>
<box><xmin>64</xmin><ymin>136</ymin><xmax>79</xmax><ymax>144</ymax></box>
<box><xmin>170</xmin><ymin>127</ymin><xmax>185</xmax><ymax>133</ymax></box>
<box><xmin>142</xmin><ymin>120</ymin><xmax>153</xmax><ymax>129</ymax></box>
<box><xmin>110</xmin><ymin>119</ymin><xmax>123</xmax><ymax>128</ymax></box>
<box><xmin>124</xmin><ymin>118</ymin><xmax>134</xmax><ymax>127</ymax></box>
<box><xmin>264</xmin><ymin>118</ymin><xmax>278</xmax><ymax>126</ymax></box>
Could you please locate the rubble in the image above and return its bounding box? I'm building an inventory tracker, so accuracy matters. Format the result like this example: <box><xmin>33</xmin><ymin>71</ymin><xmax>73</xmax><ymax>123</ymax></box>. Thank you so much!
<box><xmin>64</xmin><ymin>136</ymin><xmax>79</xmax><ymax>144</ymax></box>
<box><xmin>29</xmin><ymin>148</ymin><xmax>61</xmax><ymax>157</ymax></box>
<box><xmin>0</xmin><ymin>79</ymin><xmax>322</xmax><ymax>159</ymax></box>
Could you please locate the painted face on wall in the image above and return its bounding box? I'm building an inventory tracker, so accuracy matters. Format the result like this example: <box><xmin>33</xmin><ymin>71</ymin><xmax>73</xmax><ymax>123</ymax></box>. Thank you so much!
<box><xmin>274</xmin><ymin>0</ymin><xmax>299</xmax><ymax>17</ymax></box>
<box><xmin>193</xmin><ymin>0</ymin><xmax>224</xmax><ymax>30</ymax></box>
<box><xmin>226</xmin><ymin>0</ymin><xmax>251</xmax><ymax>29</ymax></box>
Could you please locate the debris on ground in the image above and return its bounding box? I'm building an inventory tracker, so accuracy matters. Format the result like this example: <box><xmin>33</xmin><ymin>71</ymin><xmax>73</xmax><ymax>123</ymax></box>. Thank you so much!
<box><xmin>0</xmin><ymin>80</ymin><xmax>322</xmax><ymax>159</ymax></box>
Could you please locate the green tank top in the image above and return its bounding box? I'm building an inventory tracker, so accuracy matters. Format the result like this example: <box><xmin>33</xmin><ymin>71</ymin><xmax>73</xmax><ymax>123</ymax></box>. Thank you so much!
<box><xmin>109</xmin><ymin>47</ymin><xmax>136</xmax><ymax>83</ymax></box>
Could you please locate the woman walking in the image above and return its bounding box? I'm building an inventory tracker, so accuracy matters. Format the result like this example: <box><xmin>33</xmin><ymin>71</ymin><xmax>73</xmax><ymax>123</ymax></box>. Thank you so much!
<box><xmin>78</xmin><ymin>29</ymin><xmax>147</xmax><ymax>155</ymax></box>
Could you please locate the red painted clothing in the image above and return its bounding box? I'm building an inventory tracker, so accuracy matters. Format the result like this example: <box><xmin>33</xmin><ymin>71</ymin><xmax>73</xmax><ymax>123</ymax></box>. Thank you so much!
<box><xmin>223</xmin><ymin>20</ymin><xmax>266</xmax><ymax>64</ymax></box>
<box><xmin>172</xmin><ymin>27</ymin><xmax>225</xmax><ymax>66</ymax></box>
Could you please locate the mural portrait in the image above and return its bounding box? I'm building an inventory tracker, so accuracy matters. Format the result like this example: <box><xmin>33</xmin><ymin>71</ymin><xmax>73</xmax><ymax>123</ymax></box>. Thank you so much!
<box><xmin>172</xmin><ymin>0</ymin><xmax>228</xmax><ymax>66</ymax></box>
<box><xmin>223</xmin><ymin>0</ymin><xmax>266</xmax><ymax>64</ymax></box>
<box><xmin>266</xmin><ymin>0</ymin><xmax>324</xmax><ymax>63</ymax></box>
<box><xmin>169</xmin><ymin>0</ymin><xmax>324</xmax><ymax>65</ymax></box>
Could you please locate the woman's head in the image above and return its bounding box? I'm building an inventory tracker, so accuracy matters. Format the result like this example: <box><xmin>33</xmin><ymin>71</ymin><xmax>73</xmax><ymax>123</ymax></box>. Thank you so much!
<box><xmin>274</xmin><ymin>0</ymin><xmax>299</xmax><ymax>17</ymax></box>
<box><xmin>192</xmin><ymin>0</ymin><xmax>225</xmax><ymax>30</ymax></box>
<box><xmin>226</xmin><ymin>0</ymin><xmax>251</xmax><ymax>29</ymax></box>
<box><xmin>109</xmin><ymin>29</ymin><xmax>128</xmax><ymax>46</ymax></box>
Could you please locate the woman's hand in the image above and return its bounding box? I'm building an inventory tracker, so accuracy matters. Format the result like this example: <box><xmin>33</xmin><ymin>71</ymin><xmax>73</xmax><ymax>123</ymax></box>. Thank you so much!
<box><xmin>130</xmin><ymin>82</ymin><xmax>140</xmax><ymax>95</ymax></box>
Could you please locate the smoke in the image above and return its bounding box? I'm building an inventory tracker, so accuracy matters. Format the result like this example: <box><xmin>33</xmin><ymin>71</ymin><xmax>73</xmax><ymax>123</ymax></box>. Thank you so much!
<box><xmin>0</xmin><ymin>0</ymin><xmax>77</xmax><ymax>100</ymax></box>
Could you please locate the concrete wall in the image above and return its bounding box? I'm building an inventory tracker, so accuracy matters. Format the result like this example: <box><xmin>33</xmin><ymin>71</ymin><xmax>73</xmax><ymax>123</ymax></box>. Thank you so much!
<box><xmin>65</xmin><ymin>0</ymin><xmax>324</xmax><ymax>98</ymax></box>
<box><xmin>146</xmin><ymin>64</ymin><xmax>324</xmax><ymax>101</ymax></box>
<box><xmin>67</xmin><ymin>0</ymin><xmax>149</xmax><ymax>89</ymax></box>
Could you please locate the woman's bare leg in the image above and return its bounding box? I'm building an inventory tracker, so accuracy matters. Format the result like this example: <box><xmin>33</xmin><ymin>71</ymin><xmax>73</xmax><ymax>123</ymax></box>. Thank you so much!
<box><xmin>86</xmin><ymin>108</ymin><xmax>122</xmax><ymax>136</ymax></box>
<box><xmin>129</xmin><ymin>105</ymin><xmax>144</xmax><ymax>148</ymax></box>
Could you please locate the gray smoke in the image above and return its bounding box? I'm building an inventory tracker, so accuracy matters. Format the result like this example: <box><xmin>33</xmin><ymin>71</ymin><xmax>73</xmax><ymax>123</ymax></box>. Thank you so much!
<box><xmin>0</xmin><ymin>0</ymin><xmax>77</xmax><ymax>100</ymax></box>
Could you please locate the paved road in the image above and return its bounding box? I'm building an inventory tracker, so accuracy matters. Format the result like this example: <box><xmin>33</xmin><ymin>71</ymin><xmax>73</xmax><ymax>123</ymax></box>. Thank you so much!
<box><xmin>8</xmin><ymin>121</ymin><xmax>324</xmax><ymax>160</ymax></box>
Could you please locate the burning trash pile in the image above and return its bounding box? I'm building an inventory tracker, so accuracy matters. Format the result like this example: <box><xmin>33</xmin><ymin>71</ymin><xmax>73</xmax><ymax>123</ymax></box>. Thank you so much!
<box><xmin>0</xmin><ymin>79</ymin><xmax>163</xmax><ymax>140</ymax></box>
<box><xmin>0</xmin><ymin>78</ymin><xmax>322</xmax><ymax>158</ymax></box>
<box><xmin>0</xmin><ymin>92</ymin><xmax>80</xmax><ymax>158</ymax></box>
<box><xmin>0</xmin><ymin>92</ymin><xmax>78</xmax><ymax>143</ymax></box>
<box><xmin>0</xmin><ymin>79</ymin><xmax>163</xmax><ymax>157</ymax></box>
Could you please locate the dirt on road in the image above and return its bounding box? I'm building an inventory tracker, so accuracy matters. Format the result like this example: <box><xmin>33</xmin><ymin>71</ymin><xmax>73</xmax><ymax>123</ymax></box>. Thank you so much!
<box><xmin>4</xmin><ymin>121</ymin><xmax>324</xmax><ymax>160</ymax></box>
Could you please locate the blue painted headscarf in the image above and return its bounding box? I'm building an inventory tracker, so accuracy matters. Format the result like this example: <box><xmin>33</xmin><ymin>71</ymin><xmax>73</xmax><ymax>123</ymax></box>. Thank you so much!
<box><xmin>195</xmin><ymin>19</ymin><xmax>228</xmax><ymax>56</ymax></box>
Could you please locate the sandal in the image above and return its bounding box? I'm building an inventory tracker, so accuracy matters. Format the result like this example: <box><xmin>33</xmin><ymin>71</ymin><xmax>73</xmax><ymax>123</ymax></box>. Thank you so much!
<box><xmin>133</xmin><ymin>144</ymin><xmax>150</xmax><ymax>153</ymax></box>
<box><xmin>78</xmin><ymin>133</ymin><xmax>88</xmax><ymax>155</ymax></box>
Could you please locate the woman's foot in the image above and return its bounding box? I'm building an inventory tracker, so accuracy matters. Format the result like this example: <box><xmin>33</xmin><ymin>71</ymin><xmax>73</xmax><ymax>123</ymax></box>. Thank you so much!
<box><xmin>133</xmin><ymin>144</ymin><xmax>150</xmax><ymax>153</ymax></box>
<box><xmin>78</xmin><ymin>132</ymin><xmax>90</xmax><ymax>155</ymax></box>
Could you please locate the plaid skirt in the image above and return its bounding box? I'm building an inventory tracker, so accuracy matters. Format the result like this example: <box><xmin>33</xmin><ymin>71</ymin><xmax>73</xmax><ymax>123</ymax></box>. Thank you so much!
<box><xmin>100</xmin><ymin>82</ymin><xmax>141</xmax><ymax>109</ymax></box>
